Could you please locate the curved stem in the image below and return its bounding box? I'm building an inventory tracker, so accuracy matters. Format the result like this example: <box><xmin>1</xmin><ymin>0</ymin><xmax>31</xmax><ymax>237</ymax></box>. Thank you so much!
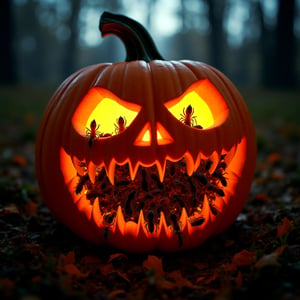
<box><xmin>99</xmin><ymin>11</ymin><xmax>164</xmax><ymax>62</ymax></box>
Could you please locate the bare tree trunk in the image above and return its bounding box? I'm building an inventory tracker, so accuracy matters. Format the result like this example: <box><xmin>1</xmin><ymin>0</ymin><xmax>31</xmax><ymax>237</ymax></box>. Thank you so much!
<box><xmin>0</xmin><ymin>0</ymin><xmax>16</xmax><ymax>84</ymax></box>
<box><xmin>62</xmin><ymin>0</ymin><xmax>81</xmax><ymax>77</ymax></box>
<box><xmin>275</xmin><ymin>0</ymin><xmax>295</xmax><ymax>87</ymax></box>
<box><xmin>205</xmin><ymin>0</ymin><xmax>226</xmax><ymax>71</ymax></box>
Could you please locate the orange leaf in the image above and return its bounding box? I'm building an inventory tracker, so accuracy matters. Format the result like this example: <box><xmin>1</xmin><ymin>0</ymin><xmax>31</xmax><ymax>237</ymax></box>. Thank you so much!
<box><xmin>64</xmin><ymin>264</ymin><xmax>88</xmax><ymax>278</ymax></box>
<box><xmin>80</xmin><ymin>255</ymin><xmax>102</xmax><ymax>265</ymax></box>
<box><xmin>12</xmin><ymin>155</ymin><xmax>27</xmax><ymax>166</ymax></box>
<box><xmin>143</xmin><ymin>255</ymin><xmax>164</xmax><ymax>276</ymax></box>
<box><xmin>24</xmin><ymin>201</ymin><xmax>38</xmax><ymax>216</ymax></box>
<box><xmin>235</xmin><ymin>271</ymin><xmax>243</xmax><ymax>287</ymax></box>
<box><xmin>276</xmin><ymin>217</ymin><xmax>293</xmax><ymax>238</ymax></box>
<box><xmin>108</xmin><ymin>253</ymin><xmax>128</xmax><ymax>263</ymax></box>
<box><xmin>232</xmin><ymin>250</ymin><xmax>256</xmax><ymax>267</ymax></box>
<box><xmin>274</xmin><ymin>245</ymin><xmax>287</xmax><ymax>256</ymax></box>
<box><xmin>58</xmin><ymin>251</ymin><xmax>75</xmax><ymax>267</ymax></box>
<box><xmin>168</xmin><ymin>270</ymin><xmax>199</xmax><ymax>290</ymax></box>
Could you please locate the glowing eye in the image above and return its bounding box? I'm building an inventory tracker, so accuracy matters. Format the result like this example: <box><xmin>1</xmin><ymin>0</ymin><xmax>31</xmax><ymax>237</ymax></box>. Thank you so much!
<box><xmin>165</xmin><ymin>91</ymin><xmax>214</xmax><ymax>129</ymax></box>
<box><xmin>72</xmin><ymin>88</ymin><xmax>141</xmax><ymax>137</ymax></box>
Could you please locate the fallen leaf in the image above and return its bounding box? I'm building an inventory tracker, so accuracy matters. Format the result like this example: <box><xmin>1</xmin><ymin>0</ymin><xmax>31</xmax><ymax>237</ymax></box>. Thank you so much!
<box><xmin>232</xmin><ymin>250</ymin><xmax>256</xmax><ymax>267</ymax></box>
<box><xmin>58</xmin><ymin>251</ymin><xmax>75</xmax><ymax>267</ymax></box>
<box><xmin>255</xmin><ymin>253</ymin><xmax>280</xmax><ymax>269</ymax></box>
<box><xmin>64</xmin><ymin>264</ymin><xmax>88</xmax><ymax>278</ymax></box>
<box><xmin>276</xmin><ymin>217</ymin><xmax>293</xmax><ymax>238</ymax></box>
<box><xmin>168</xmin><ymin>270</ymin><xmax>199</xmax><ymax>290</ymax></box>
<box><xmin>274</xmin><ymin>245</ymin><xmax>288</xmax><ymax>256</ymax></box>
<box><xmin>12</xmin><ymin>154</ymin><xmax>27</xmax><ymax>166</ymax></box>
<box><xmin>24</xmin><ymin>201</ymin><xmax>38</xmax><ymax>216</ymax></box>
<box><xmin>143</xmin><ymin>255</ymin><xmax>164</xmax><ymax>276</ymax></box>
<box><xmin>80</xmin><ymin>255</ymin><xmax>102</xmax><ymax>265</ymax></box>
<box><xmin>235</xmin><ymin>271</ymin><xmax>243</xmax><ymax>287</ymax></box>
<box><xmin>108</xmin><ymin>253</ymin><xmax>128</xmax><ymax>263</ymax></box>
<box><xmin>107</xmin><ymin>289</ymin><xmax>126</xmax><ymax>299</ymax></box>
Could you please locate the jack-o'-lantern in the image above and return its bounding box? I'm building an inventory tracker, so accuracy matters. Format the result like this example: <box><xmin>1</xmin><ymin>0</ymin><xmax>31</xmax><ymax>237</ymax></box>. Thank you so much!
<box><xmin>35</xmin><ymin>12</ymin><xmax>256</xmax><ymax>252</ymax></box>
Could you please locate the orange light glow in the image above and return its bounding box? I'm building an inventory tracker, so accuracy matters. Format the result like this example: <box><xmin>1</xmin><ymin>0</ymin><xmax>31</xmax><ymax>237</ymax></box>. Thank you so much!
<box><xmin>134</xmin><ymin>123</ymin><xmax>151</xmax><ymax>146</ymax></box>
<box><xmin>165</xmin><ymin>79</ymin><xmax>229</xmax><ymax>128</ymax></box>
<box><xmin>156</xmin><ymin>122</ymin><xmax>174</xmax><ymax>145</ymax></box>
<box><xmin>72</xmin><ymin>87</ymin><xmax>141</xmax><ymax>136</ymax></box>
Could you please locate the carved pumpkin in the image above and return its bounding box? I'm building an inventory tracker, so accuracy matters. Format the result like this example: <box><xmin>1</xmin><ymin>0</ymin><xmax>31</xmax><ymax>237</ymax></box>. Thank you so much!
<box><xmin>35</xmin><ymin>12</ymin><xmax>256</xmax><ymax>252</ymax></box>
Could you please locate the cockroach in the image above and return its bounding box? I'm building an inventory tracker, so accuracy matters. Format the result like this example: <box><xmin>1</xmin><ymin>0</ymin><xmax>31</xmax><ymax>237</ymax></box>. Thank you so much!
<box><xmin>145</xmin><ymin>210</ymin><xmax>156</xmax><ymax>234</ymax></box>
<box><xmin>75</xmin><ymin>173</ymin><xmax>90</xmax><ymax>194</ymax></box>
<box><xmin>190</xmin><ymin>216</ymin><xmax>205</xmax><ymax>227</ymax></box>
<box><xmin>86</xmin><ymin>190</ymin><xmax>100</xmax><ymax>202</ymax></box>
<box><xmin>141</xmin><ymin>169</ymin><xmax>148</xmax><ymax>191</ymax></box>
<box><xmin>188</xmin><ymin>177</ymin><xmax>196</xmax><ymax>194</ymax></box>
<box><xmin>169</xmin><ymin>212</ymin><xmax>183</xmax><ymax>248</ymax></box>
<box><xmin>209</xmin><ymin>203</ymin><xmax>218</xmax><ymax>216</ymax></box>
<box><xmin>194</xmin><ymin>172</ymin><xmax>208</xmax><ymax>186</ymax></box>
<box><xmin>205</xmin><ymin>159</ymin><xmax>213</xmax><ymax>172</ymax></box>
<box><xmin>150</xmin><ymin>173</ymin><xmax>164</xmax><ymax>189</ymax></box>
<box><xmin>103</xmin><ymin>211</ymin><xmax>116</xmax><ymax>240</ymax></box>
<box><xmin>214</xmin><ymin>187</ymin><xmax>225</xmax><ymax>197</ymax></box>
<box><xmin>125</xmin><ymin>190</ymin><xmax>136</xmax><ymax>217</ymax></box>
<box><xmin>212</xmin><ymin>169</ymin><xmax>227</xmax><ymax>187</ymax></box>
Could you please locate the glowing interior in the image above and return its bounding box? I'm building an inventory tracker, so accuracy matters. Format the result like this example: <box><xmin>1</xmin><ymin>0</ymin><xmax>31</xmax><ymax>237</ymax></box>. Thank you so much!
<box><xmin>165</xmin><ymin>91</ymin><xmax>214</xmax><ymax>128</ymax></box>
<box><xmin>86</xmin><ymin>97</ymin><xmax>140</xmax><ymax>135</ymax></box>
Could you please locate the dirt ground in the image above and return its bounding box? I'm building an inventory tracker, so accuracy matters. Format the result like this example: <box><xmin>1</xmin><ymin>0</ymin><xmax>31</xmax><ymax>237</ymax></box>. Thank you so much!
<box><xmin>0</xmin><ymin>86</ymin><xmax>299</xmax><ymax>300</ymax></box>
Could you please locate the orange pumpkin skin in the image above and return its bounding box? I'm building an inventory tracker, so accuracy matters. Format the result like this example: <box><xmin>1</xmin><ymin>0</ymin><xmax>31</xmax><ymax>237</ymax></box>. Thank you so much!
<box><xmin>35</xmin><ymin>12</ymin><xmax>256</xmax><ymax>252</ymax></box>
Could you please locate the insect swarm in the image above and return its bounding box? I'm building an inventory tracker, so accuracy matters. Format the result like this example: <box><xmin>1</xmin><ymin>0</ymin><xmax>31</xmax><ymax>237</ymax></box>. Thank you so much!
<box><xmin>35</xmin><ymin>12</ymin><xmax>256</xmax><ymax>252</ymax></box>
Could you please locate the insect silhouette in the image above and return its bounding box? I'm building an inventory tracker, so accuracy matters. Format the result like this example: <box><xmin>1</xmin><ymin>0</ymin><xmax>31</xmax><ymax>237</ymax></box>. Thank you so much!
<box><xmin>86</xmin><ymin>120</ymin><xmax>101</xmax><ymax>147</ymax></box>
<box><xmin>145</xmin><ymin>210</ymin><xmax>156</xmax><ymax>234</ymax></box>
<box><xmin>103</xmin><ymin>211</ymin><xmax>116</xmax><ymax>240</ymax></box>
<box><xmin>169</xmin><ymin>212</ymin><xmax>183</xmax><ymax>248</ymax></box>
<box><xmin>115</xmin><ymin>116</ymin><xmax>126</xmax><ymax>134</ymax></box>
<box><xmin>180</xmin><ymin>105</ymin><xmax>197</xmax><ymax>127</ymax></box>
<box><xmin>75</xmin><ymin>173</ymin><xmax>90</xmax><ymax>194</ymax></box>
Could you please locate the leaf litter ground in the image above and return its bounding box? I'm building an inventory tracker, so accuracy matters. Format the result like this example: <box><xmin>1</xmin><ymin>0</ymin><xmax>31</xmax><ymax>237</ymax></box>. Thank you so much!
<box><xmin>0</xmin><ymin>87</ymin><xmax>300</xmax><ymax>300</ymax></box>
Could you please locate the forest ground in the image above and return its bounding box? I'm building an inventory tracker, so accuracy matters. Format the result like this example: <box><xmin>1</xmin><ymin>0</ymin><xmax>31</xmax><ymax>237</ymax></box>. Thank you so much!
<box><xmin>0</xmin><ymin>86</ymin><xmax>300</xmax><ymax>300</ymax></box>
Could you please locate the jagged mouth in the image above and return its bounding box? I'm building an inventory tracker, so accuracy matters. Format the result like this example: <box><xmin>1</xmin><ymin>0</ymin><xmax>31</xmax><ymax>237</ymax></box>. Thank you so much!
<box><xmin>71</xmin><ymin>152</ymin><xmax>229</xmax><ymax>245</ymax></box>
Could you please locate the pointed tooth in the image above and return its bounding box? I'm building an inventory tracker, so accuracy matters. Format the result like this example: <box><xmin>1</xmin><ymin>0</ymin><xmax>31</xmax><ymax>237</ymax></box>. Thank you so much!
<box><xmin>136</xmin><ymin>210</ymin><xmax>147</xmax><ymax>238</ymax></box>
<box><xmin>77</xmin><ymin>195</ymin><xmax>93</xmax><ymax>217</ymax></box>
<box><xmin>202</xmin><ymin>195</ymin><xmax>211</xmax><ymax>221</ymax></box>
<box><xmin>179</xmin><ymin>207</ymin><xmax>188</xmax><ymax>230</ymax></box>
<box><xmin>113</xmin><ymin>206</ymin><xmax>125</xmax><ymax>235</ymax></box>
<box><xmin>91</xmin><ymin>198</ymin><xmax>103</xmax><ymax>228</ymax></box>
<box><xmin>87</xmin><ymin>161</ymin><xmax>97</xmax><ymax>184</ymax></box>
<box><xmin>72</xmin><ymin>156</ymin><xmax>85</xmax><ymax>176</ymax></box>
<box><xmin>158</xmin><ymin>211</ymin><xmax>169</xmax><ymax>238</ymax></box>
<box><xmin>208</xmin><ymin>152</ymin><xmax>220</xmax><ymax>174</ymax></box>
<box><xmin>184</xmin><ymin>153</ymin><xmax>194</xmax><ymax>176</ymax></box>
<box><xmin>194</xmin><ymin>153</ymin><xmax>201</xmax><ymax>172</ymax></box>
<box><xmin>155</xmin><ymin>160</ymin><xmax>166</xmax><ymax>182</ymax></box>
<box><xmin>107</xmin><ymin>160</ymin><xmax>116</xmax><ymax>185</ymax></box>
<box><xmin>128</xmin><ymin>161</ymin><xmax>139</xmax><ymax>181</ymax></box>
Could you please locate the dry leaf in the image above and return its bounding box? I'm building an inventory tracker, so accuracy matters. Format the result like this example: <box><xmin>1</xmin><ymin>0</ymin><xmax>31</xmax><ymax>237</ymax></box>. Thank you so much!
<box><xmin>143</xmin><ymin>255</ymin><xmax>164</xmax><ymax>276</ymax></box>
<box><xmin>276</xmin><ymin>217</ymin><xmax>293</xmax><ymax>238</ymax></box>
<box><xmin>64</xmin><ymin>264</ymin><xmax>88</xmax><ymax>278</ymax></box>
<box><xmin>232</xmin><ymin>250</ymin><xmax>256</xmax><ymax>267</ymax></box>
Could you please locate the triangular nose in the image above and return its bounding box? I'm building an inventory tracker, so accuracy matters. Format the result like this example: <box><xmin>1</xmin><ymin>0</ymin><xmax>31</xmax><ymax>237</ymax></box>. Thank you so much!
<box><xmin>134</xmin><ymin>122</ymin><xmax>174</xmax><ymax>146</ymax></box>
<box><xmin>156</xmin><ymin>122</ymin><xmax>174</xmax><ymax>145</ymax></box>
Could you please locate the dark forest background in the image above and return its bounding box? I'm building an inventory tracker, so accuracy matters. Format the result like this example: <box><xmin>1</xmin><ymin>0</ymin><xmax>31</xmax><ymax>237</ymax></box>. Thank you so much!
<box><xmin>0</xmin><ymin>0</ymin><xmax>299</xmax><ymax>88</ymax></box>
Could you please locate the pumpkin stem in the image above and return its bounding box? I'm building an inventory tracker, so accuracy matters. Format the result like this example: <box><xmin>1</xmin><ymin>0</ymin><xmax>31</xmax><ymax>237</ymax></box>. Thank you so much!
<box><xmin>99</xmin><ymin>11</ymin><xmax>164</xmax><ymax>62</ymax></box>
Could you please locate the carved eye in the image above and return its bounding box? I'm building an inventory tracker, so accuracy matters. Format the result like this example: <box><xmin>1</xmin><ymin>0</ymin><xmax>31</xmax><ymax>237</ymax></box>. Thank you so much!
<box><xmin>72</xmin><ymin>87</ymin><xmax>141</xmax><ymax>136</ymax></box>
<box><xmin>165</xmin><ymin>80</ymin><xmax>228</xmax><ymax>129</ymax></box>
